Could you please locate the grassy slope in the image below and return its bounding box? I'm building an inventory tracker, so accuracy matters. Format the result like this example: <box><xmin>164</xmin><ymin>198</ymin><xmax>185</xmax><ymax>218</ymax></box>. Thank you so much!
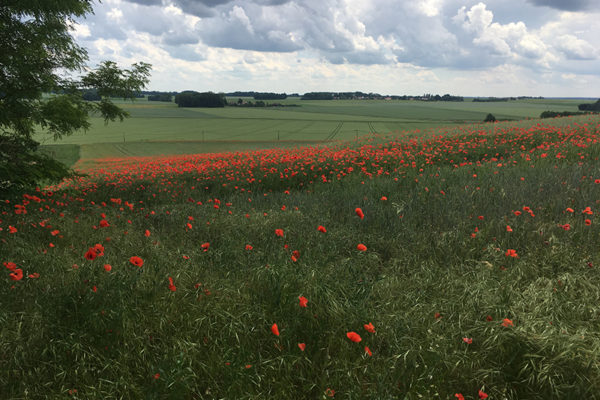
<box><xmin>3</xmin><ymin>115</ymin><xmax>600</xmax><ymax>399</ymax></box>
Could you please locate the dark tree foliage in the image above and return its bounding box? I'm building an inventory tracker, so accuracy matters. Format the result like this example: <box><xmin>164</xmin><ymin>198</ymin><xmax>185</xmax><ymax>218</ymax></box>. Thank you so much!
<box><xmin>301</xmin><ymin>92</ymin><xmax>335</xmax><ymax>100</ymax></box>
<box><xmin>484</xmin><ymin>113</ymin><xmax>497</xmax><ymax>122</ymax></box>
<box><xmin>147</xmin><ymin>93</ymin><xmax>172</xmax><ymax>102</ymax></box>
<box><xmin>578</xmin><ymin>99</ymin><xmax>600</xmax><ymax>111</ymax></box>
<box><xmin>253</xmin><ymin>93</ymin><xmax>287</xmax><ymax>100</ymax></box>
<box><xmin>0</xmin><ymin>1</ymin><xmax>151</xmax><ymax>194</ymax></box>
<box><xmin>540</xmin><ymin>111</ymin><xmax>588</xmax><ymax>119</ymax></box>
<box><xmin>175</xmin><ymin>91</ymin><xmax>227</xmax><ymax>108</ymax></box>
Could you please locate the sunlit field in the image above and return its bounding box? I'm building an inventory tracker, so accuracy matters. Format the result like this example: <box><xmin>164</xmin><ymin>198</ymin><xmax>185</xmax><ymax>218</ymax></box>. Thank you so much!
<box><xmin>36</xmin><ymin>97</ymin><xmax>586</xmax><ymax>168</ymax></box>
<box><xmin>4</xmin><ymin>114</ymin><xmax>600</xmax><ymax>398</ymax></box>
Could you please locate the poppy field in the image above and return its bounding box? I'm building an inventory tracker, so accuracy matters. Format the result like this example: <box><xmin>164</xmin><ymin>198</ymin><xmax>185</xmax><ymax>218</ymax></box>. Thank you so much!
<box><xmin>3</xmin><ymin>115</ymin><xmax>600</xmax><ymax>399</ymax></box>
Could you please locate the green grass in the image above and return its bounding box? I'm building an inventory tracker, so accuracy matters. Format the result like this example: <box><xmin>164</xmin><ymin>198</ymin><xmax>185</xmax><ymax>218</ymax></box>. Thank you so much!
<box><xmin>34</xmin><ymin>98</ymin><xmax>588</xmax><ymax>166</ymax></box>
<box><xmin>3</xmin><ymin>115</ymin><xmax>600</xmax><ymax>398</ymax></box>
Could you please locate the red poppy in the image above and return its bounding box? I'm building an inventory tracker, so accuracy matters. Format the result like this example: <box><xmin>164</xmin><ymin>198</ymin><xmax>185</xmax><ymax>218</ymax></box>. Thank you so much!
<box><xmin>145</xmin><ymin>229</ymin><xmax>151</xmax><ymax>237</ymax></box>
<box><xmin>298</xmin><ymin>296</ymin><xmax>308</xmax><ymax>308</ymax></box>
<box><xmin>566</xmin><ymin>207</ymin><xmax>574</xmax><ymax>213</ymax></box>
<box><xmin>168</xmin><ymin>277</ymin><xmax>176</xmax><ymax>292</ymax></box>
<box><xmin>357</xmin><ymin>244</ymin><xmax>367</xmax><ymax>252</ymax></box>
<box><xmin>9</xmin><ymin>268</ymin><xmax>23</xmax><ymax>281</ymax></box>
<box><xmin>364</xmin><ymin>346</ymin><xmax>372</xmax><ymax>356</ymax></box>
<box><xmin>585</xmin><ymin>219</ymin><xmax>592</xmax><ymax>226</ymax></box>
<box><xmin>346</xmin><ymin>331</ymin><xmax>362</xmax><ymax>343</ymax></box>
<box><xmin>8</xmin><ymin>226</ymin><xmax>17</xmax><ymax>234</ymax></box>
<box><xmin>3</xmin><ymin>262</ymin><xmax>16</xmax><ymax>272</ymax></box>
<box><xmin>325</xmin><ymin>388</ymin><xmax>335</xmax><ymax>397</ymax></box>
<box><xmin>462</xmin><ymin>337</ymin><xmax>473</xmax><ymax>344</ymax></box>
<box><xmin>455</xmin><ymin>394</ymin><xmax>465</xmax><ymax>400</ymax></box>
<box><xmin>201</xmin><ymin>242</ymin><xmax>210</xmax><ymax>251</ymax></box>
<box><xmin>561</xmin><ymin>223</ymin><xmax>571</xmax><ymax>231</ymax></box>
<box><xmin>380</xmin><ymin>196</ymin><xmax>388</xmax><ymax>201</ymax></box>
<box><xmin>317</xmin><ymin>225</ymin><xmax>327</xmax><ymax>233</ymax></box>
<box><xmin>478</xmin><ymin>389</ymin><xmax>488</xmax><ymax>399</ymax></box>
<box><xmin>129</xmin><ymin>256</ymin><xmax>144</xmax><ymax>267</ymax></box>
<box><xmin>245</xmin><ymin>244</ymin><xmax>253</xmax><ymax>251</ymax></box>
<box><xmin>84</xmin><ymin>248</ymin><xmax>97</xmax><ymax>260</ymax></box>
<box><xmin>93</xmin><ymin>243</ymin><xmax>105</xmax><ymax>256</ymax></box>
<box><xmin>275</xmin><ymin>229</ymin><xmax>284</xmax><ymax>237</ymax></box>
<box><xmin>582</xmin><ymin>206</ymin><xmax>593</xmax><ymax>215</ymax></box>
<box><xmin>28</xmin><ymin>272</ymin><xmax>40</xmax><ymax>279</ymax></box>
<box><xmin>355</xmin><ymin>208</ymin><xmax>364</xmax><ymax>219</ymax></box>
<box><xmin>298</xmin><ymin>343</ymin><xmax>306</xmax><ymax>351</ymax></box>
<box><xmin>271</xmin><ymin>323</ymin><xmax>280</xmax><ymax>336</ymax></box>
<box><xmin>505</xmin><ymin>249</ymin><xmax>518</xmax><ymax>258</ymax></box>
<box><xmin>501</xmin><ymin>318</ymin><xmax>514</xmax><ymax>327</ymax></box>
<box><xmin>506</xmin><ymin>225</ymin><xmax>513</xmax><ymax>232</ymax></box>
<box><xmin>99</xmin><ymin>219</ymin><xmax>110</xmax><ymax>228</ymax></box>
<box><xmin>363</xmin><ymin>322</ymin><xmax>376</xmax><ymax>333</ymax></box>
<box><xmin>103</xmin><ymin>264</ymin><xmax>112</xmax><ymax>272</ymax></box>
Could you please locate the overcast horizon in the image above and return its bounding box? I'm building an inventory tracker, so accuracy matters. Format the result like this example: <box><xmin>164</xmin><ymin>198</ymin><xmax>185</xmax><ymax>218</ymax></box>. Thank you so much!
<box><xmin>71</xmin><ymin>0</ymin><xmax>600</xmax><ymax>97</ymax></box>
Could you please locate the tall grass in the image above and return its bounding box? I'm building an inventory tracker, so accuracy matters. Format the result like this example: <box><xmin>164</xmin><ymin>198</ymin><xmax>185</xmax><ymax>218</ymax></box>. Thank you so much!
<box><xmin>2</xmin><ymin>116</ymin><xmax>600</xmax><ymax>399</ymax></box>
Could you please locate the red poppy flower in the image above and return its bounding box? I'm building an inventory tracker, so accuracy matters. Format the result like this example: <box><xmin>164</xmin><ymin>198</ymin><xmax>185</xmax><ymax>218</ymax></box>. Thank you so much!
<box><xmin>455</xmin><ymin>394</ymin><xmax>465</xmax><ymax>400</ymax></box>
<box><xmin>99</xmin><ymin>219</ymin><xmax>110</xmax><ymax>228</ymax></box>
<box><xmin>357</xmin><ymin>244</ymin><xmax>367</xmax><ymax>252</ymax></box>
<box><xmin>93</xmin><ymin>243</ymin><xmax>105</xmax><ymax>256</ymax></box>
<box><xmin>275</xmin><ymin>229</ymin><xmax>284</xmax><ymax>237</ymax></box>
<box><xmin>346</xmin><ymin>331</ymin><xmax>362</xmax><ymax>343</ymax></box>
<box><xmin>355</xmin><ymin>208</ymin><xmax>364</xmax><ymax>219</ymax></box>
<box><xmin>380</xmin><ymin>196</ymin><xmax>388</xmax><ymax>201</ymax></box>
<box><xmin>566</xmin><ymin>207</ymin><xmax>574</xmax><ymax>213</ymax></box>
<box><xmin>478</xmin><ymin>389</ymin><xmax>488</xmax><ymax>399</ymax></box>
<box><xmin>201</xmin><ymin>242</ymin><xmax>210</xmax><ymax>251</ymax></box>
<box><xmin>317</xmin><ymin>225</ymin><xmax>327</xmax><ymax>233</ymax></box>
<box><xmin>501</xmin><ymin>318</ymin><xmax>514</xmax><ymax>327</ymax></box>
<box><xmin>364</xmin><ymin>346</ymin><xmax>372</xmax><ymax>356</ymax></box>
<box><xmin>298</xmin><ymin>296</ymin><xmax>308</xmax><ymax>308</ymax></box>
<box><xmin>325</xmin><ymin>388</ymin><xmax>335</xmax><ymax>397</ymax></box>
<box><xmin>145</xmin><ymin>229</ymin><xmax>151</xmax><ymax>237</ymax></box>
<box><xmin>3</xmin><ymin>261</ymin><xmax>16</xmax><ymax>272</ymax></box>
<box><xmin>561</xmin><ymin>223</ymin><xmax>571</xmax><ymax>231</ymax></box>
<box><xmin>505</xmin><ymin>249</ymin><xmax>518</xmax><ymax>258</ymax></box>
<box><xmin>103</xmin><ymin>264</ymin><xmax>112</xmax><ymax>272</ymax></box>
<box><xmin>9</xmin><ymin>268</ymin><xmax>23</xmax><ymax>281</ymax></box>
<box><xmin>298</xmin><ymin>343</ymin><xmax>306</xmax><ymax>351</ymax></box>
<box><xmin>462</xmin><ymin>337</ymin><xmax>473</xmax><ymax>344</ymax></box>
<box><xmin>506</xmin><ymin>225</ymin><xmax>513</xmax><ymax>232</ymax></box>
<box><xmin>585</xmin><ymin>219</ymin><xmax>592</xmax><ymax>226</ymax></box>
<box><xmin>8</xmin><ymin>226</ymin><xmax>17</xmax><ymax>234</ymax></box>
<box><xmin>363</xmin><ymin>322</ymin><xmax>376</xmax><ymax>333</ymax></box>
<box><xmin>245</xmin><ymin>244</ymin><xmax>253</xmax><ymax>251</ymax></box>
<box><xmin>271</xmin><ymin>323</ymin><xmax>280</xmax><ymax>336</ymax></box>
<box><xmin>28</xmin><ymin>272</ymin><xmax>40</xmax><ymax>279</ymax></box>
<box><xmin>168</xmin><ymin>277</ymin><xmax>176</xmax><ymax>292</ymax></box>
<box><xmin>129</xmin><ymin>256</ymin><xmax>144</xmax><ymax>267</ymax></box>
<box><xmin>84</xmin><ymin>248</ymin><xmax>97</xmax><ymax>260</ymax></box>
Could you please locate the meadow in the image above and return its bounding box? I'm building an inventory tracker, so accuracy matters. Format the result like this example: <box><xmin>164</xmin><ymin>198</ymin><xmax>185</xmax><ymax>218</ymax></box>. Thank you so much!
<box><xmin>36</xmin><ymin>97</ymin><xmax>586</xmax><ymax>168</ymax></box>
<box><xmin>3</xmin><ymin>113</ymin><xmax>600</xmax><ymax>398</ymax></box>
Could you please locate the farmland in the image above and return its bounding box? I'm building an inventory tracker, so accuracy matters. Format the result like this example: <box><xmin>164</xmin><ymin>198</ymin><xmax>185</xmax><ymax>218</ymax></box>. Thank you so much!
<box><xmin>36</xmin><ymin>97</ymin><xmax>586</xmax><ymax>168</ymax></box>
<box><xmin>4</xmin><ymin>113</ymin><xmax>600</xmax><ymax>398</ymax></box>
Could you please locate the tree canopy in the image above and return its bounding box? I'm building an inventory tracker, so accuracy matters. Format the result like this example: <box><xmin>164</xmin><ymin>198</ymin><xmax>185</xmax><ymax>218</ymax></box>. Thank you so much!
<box><xmin>0</xmin><ymin>1</ymin><xmax>151</xmax><ymax>194</ymax></box>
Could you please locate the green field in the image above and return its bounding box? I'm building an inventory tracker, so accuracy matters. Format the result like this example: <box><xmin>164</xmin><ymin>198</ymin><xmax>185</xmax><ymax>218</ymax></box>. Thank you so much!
<box><xmin>36</xmin><ymin>97</ymin><xmax>587</xmax><ymax>167</ymax></box>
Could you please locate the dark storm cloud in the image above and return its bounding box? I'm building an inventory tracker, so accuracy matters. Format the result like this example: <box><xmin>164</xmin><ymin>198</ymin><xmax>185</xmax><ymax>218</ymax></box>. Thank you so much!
<box><xmin>526</xmin><ymin>0</ymin><xmax>596</xmax><ymax>11</ymax></box>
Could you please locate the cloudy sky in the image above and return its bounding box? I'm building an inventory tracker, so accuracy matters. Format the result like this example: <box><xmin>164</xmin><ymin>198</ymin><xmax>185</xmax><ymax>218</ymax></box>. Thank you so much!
<box><xmin>71</xmin><ymin>0</ymin><xmax>600</xmax><ymax>97</ymax></box>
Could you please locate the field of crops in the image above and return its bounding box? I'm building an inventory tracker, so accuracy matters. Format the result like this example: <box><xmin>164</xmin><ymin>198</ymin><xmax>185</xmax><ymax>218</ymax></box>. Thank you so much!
<box><xmin>3</xmin><ymin>114</ymin><xmax>600</xmax><ymax>398</ymax></box>
<box><xmin>36</xmin><ymin>97</ymin><xmax>586</xmax><ymax>168</ymax></box>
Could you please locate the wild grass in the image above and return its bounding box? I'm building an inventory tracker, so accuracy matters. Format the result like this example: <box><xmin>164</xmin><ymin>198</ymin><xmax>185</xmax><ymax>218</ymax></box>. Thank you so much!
<box><xmin>3</xmin><ymin>115</ymin><xmax>600</xmax><ymax>399</ymax></box>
